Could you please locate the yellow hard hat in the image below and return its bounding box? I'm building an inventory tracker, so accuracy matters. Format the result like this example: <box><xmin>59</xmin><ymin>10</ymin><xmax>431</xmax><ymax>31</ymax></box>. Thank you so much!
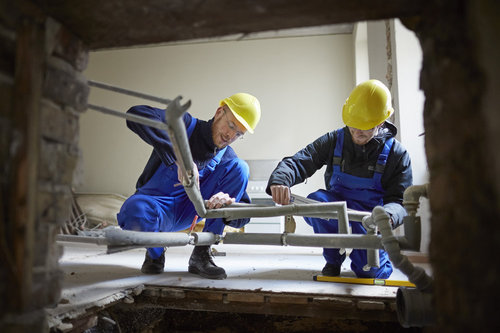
<box><xmin>342</xmin><ymin>80</ymin><xmax>394</xmax><ymax>130</ymax></box>
<box><xmin>220</xmin><ymin>93</ymin><xmax>261</xmax><ymax>134</ymax></box>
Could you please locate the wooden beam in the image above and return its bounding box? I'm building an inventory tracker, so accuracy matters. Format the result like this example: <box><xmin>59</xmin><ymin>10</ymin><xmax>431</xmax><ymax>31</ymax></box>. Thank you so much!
<box><xmin>140</xmin><ymin>286</ymin><xmax>398</xmax><ymax>322</ymax></box>
<box><xmin>30</xmin><ymin>0</ymin><xmax>430</xmax><ymax>49</ymax></box>
<box><xmin>8</xmin><ymin>17</ymin><xmax>44</xmax><ymax>311</ymax></box>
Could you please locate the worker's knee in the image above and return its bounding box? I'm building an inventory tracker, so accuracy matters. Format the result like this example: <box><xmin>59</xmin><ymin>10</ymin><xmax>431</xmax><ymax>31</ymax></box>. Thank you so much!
<box><xmin>117</xmin><ymin>195</ymin><xmax>159</xmax><ymax>231</ymax></box>
<box><xmin>223</xmin><ymin>158</ymin><xmax>249</xmax><ymax>181</ymax></box>
<box><xmin>224</xmin><ymin>217</ymin><xmax>249</xmax><ymax>230</ymax></box>
<box><xmin>307</xmin><ymin>189</ymin><xmax>332</xmax><ymax>203</ymax></box>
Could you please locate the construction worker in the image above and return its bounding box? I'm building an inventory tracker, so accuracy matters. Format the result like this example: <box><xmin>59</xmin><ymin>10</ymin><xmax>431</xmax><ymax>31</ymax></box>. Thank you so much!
<box><xmin>266</xmin><ymin>80</ymin><xmax>412</xmax><ymax>279</ymax></box>
<box><xmin>117</xmin><ymin>93</ymin><xmax>261</xmax><ymax>279</ymax></box>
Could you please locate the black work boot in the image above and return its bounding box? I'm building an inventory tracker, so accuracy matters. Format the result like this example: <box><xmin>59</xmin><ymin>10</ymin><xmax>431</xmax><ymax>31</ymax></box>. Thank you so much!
<box><xmin>321</xmin><ymin>263</ymin><xmax>341</xmax><ymax>276</ymax></box>
<box><xmin>188</xmin><ymin>245</ymin><xmax>227</xmax><ymax>279</ymax></box>
<box><xmin>141</xmin><ymin>250</ymin><xmax>165</xmax><ymax>274</ymax></box>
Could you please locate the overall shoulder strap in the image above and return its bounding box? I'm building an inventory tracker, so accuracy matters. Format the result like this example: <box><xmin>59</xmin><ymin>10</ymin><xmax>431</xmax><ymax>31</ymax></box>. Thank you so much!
<box><xmin>373</xmin><ymin>137</ymin><xmax>395</xmax><ymax>190</ymax></box>
<box><xmin>186</xmin><ymin>116</ymin><xmax>197</xmax><ymax>137</ymax></box>
<box><xmin>333</xmin><ymin>128</ymin><xmax>344</xmax><ymax>173</ymax></box>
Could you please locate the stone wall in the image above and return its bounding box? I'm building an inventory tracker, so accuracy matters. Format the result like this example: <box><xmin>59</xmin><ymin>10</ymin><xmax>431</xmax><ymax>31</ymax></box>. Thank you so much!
<box><xmin>0</xmin><ymin>3</ymin><xmax>88</xmax><ymax>331</ymax></box>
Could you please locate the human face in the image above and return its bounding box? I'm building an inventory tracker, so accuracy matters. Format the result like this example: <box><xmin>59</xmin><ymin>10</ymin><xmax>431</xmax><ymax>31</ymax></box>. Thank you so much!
<box><xmin>211</xmin><ymin>106</ymin><xmax>246</xmax><ymax>148</ymax></box>
<box><xmin>348</xmin><ymin>125</ymin><xmax>380</xmax><ymax>145</ymax></box>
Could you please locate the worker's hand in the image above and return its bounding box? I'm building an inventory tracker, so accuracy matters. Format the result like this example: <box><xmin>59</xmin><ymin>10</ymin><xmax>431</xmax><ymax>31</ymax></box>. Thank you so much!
<box><xmin>270</xmin><ymin>184</ymin><xmax>291</xmax><ymax>205</ymax></box>
<box><xmin>206</xmin><ymin>192</ymin><xmax>236</xmax><ymax>209</ymax></box>
<box><xmin>176</xmin><ymin>161</ymin><xmax>200</xmax><ymax>188</ymax></box>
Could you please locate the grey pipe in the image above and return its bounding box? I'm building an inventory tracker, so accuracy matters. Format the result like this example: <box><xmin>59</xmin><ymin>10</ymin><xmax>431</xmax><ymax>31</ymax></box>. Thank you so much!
<box><xmin>88</xmin><ymin>80</ymin><xmax>171</xmax><ymax>105</ymax></box>
<box><xmin>402</xmin><ymin>215</ymin><xmax>421</xmax><ymax>251</ymax></box>
<box><xmin>371</xmin><ymin>206</ymin><xmax>434</xmax><ymax>327</ymax></box>
<box><xmin>363</xmin><ymin>227</ymin><xmax>380</xmax><ymax>271</ymax></box>
<box><xmin>104</xmin><ymin>228</ymin><xmax>191</xmax><ymax>247</ymax></box>
<box><xmin>371</xmin><ymin>207</ymin><xmax>433</xmax><ymax>291</ymax></box>
<box><xmin>403</xmin><ymin>183</ymin><xmax>429</xmax><ymax>216</ymax></box>
<box><xmin>205</xmin><ymin>202</ymin><xmax>354</xmax><ymax>220</ymax></box>
<box><xmin>162</xmin><ymin>96</ymin><xmax>207</xmax><ymax>217</ymax></box>
<box><xmin>56</xmin><ymin>234</ymin><xmax>108</xmax><ymax>245</ymax></box>
<box><xmin>88</xmin><ymin>104</ymin><xmax>169</xmax><ymax>131</ymax></box>
<box><xmin>223</xmin><ymin>232</ymin><xmax>384</xmax><ymax>249</ymax></box>
<box><xmin>397</xmin><ymin>287</ymin><xmax>435</xmax><ymax>328</ymax></box>
<box><xmin>192</xmin><ymin>232</ymin><xmax>220</xmax><ymax>245</ymax></box>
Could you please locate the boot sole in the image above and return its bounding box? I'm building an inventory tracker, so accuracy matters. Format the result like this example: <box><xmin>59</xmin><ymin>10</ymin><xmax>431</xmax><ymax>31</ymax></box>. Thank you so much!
<box><xmin>188</xmin><ymin>266</ymin><xmax>227</xmax><ymax>280</ymax></box>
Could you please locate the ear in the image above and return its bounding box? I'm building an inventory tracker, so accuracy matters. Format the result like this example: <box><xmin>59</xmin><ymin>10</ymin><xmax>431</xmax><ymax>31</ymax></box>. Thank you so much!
<box><xmin>215</xmin><ymin>106</ymin><xmax>224</xmax><ymax>118</ymax></box>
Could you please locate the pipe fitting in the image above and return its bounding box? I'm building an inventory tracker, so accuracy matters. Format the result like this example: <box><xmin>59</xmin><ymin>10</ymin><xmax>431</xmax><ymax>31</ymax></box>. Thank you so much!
<box><xmin>403</xmin><ymin>184</ymin><xmax>429</xmax><ymax>216</ymax></box>
<box><xmin>397</xmin><ymin>287</ymin><xmax>435</xmax><ymax>328</ymax></box>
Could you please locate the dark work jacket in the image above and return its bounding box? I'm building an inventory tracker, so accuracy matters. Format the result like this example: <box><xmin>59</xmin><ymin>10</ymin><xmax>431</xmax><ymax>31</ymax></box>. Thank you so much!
<box><xmin>127</xmin><ymin>105</ymin><xmax>251</xmax><ymax>204</ymax></box>
<box><xmin>266</xmin><ymin>122</ymin><xmax>412</xmax><ymax>228</ymax></box>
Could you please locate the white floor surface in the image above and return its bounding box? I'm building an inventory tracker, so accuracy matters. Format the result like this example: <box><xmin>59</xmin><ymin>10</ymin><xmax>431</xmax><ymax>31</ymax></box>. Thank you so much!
<box><xmin>47</xmin><ymin>241</ymin><xmax>432</xmax><ymax>325</ymax></box>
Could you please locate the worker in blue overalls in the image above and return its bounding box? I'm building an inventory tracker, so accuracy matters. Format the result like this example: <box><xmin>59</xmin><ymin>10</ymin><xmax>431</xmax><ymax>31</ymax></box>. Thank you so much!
<box><xmin>117</xmin><ymin>93</ymin><xmax>261</xmax><ymax>279</ymax></box>
<box><xmin>266</xmin><ymin>80</ymin><xmax>412</xmax><ymax>279</ymax></box>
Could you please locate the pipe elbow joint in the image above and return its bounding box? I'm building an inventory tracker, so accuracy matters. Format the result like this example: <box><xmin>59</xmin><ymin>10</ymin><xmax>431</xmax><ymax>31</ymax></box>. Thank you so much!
<box><xmin>403</xmin><ymin>184</ymin><xmax>429</xmax><ymax>215</ymax></box>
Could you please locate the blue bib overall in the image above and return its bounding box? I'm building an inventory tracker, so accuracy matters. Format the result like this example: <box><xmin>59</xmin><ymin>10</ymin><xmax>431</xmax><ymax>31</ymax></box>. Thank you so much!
<box><xmin>117</xmin><ymin>117</ymin><xmax>250</xmax><ymax>259</ymax></box>
<box><xmin>304</xmin><ymin>128</ymin><xmax>394</xmax><ymax>278</ymax></box>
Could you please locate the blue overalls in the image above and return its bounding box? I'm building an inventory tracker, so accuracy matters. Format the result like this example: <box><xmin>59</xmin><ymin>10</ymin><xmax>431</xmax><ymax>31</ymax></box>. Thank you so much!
<box><xmin>304</xmin><ymin>128</ymin><xmax>395</xmax><ymax>279</ymax></box>
<box><xmin>117</xmin><ymin>117</ymin><xmax>250</xmax><ymax>259</ymax></box>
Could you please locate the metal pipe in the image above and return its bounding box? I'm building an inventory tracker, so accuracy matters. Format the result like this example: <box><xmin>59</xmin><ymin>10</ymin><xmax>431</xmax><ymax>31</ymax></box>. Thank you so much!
<box><xmin>285</xmin><ymin>233</ymin><xmax>382</xmax><ymax>249</ymax></box>
<box><xmin>88</xmin><ymin>80</ymin><xmax>172</xmax><ymax>105</ymax></box>
<box><xmin>223</xmin><ymin>233</ymin><xmax>284</xmax><ymax>246</ymax></box>
<box><xmin>192</xmin><ymin>232</ymin><xmax>220</xmax><ymax>246</ymax></box>
<box><xmin>363</xmin><ymin>227</ymin><xmax>380</xmax><ymax>271</ymax></box>
<box><xmin>370</xmin><ymin>206</ymin><xmax>434</xmax><ymax>327</ymax></box>
<box><xmin>56</xmin><ymin>234</ymin><xmax>108</xmax><ymax>245</ymax></box>
<box><xmin>104</xmin><ymin>228</ymin><xmax>191</xmax><ymax>247</ymax></box>
<box><xmin>403</xmin><ymin>183</ymin><xmax>429</xmax><ymax>216</ymax></box>
<box><xmin>223</xmin><ymin>232</ymin><xmax>385</xmax><ymax>249</ymax></box>
<box><xmin>402</xmin><ymin>215</ymin><xmax>421</xmax><ymax>251</ymax></box>
<box><xmin>87</xmin><ymin>104</ymin><xmax>169</xmax><ymax>131</ymax></box>
<box><xmin>162</xmin><ymin>96</ymin><xmax>208</xmax><ymax>217</ymax></box>
<box><xmin>397</xmin><ymin>287</ymin><xmax>435</xmax><ymax>328</ymax></box>
<box><xmin>371</xmin><ymin>206</ymin><xmax>433</xmax><ymax>291</ymax></box>
<box><xmin>205</xmin><ymin>202</ymin><xmax>351</xmax><ymax>220</ymax></box>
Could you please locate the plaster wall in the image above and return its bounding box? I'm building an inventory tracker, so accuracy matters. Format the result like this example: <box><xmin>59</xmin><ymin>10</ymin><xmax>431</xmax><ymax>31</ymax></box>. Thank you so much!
<box><xmin>79</xmin><ymin>34</ymin><xmax>353</xmax><ymax>234</ymax></box>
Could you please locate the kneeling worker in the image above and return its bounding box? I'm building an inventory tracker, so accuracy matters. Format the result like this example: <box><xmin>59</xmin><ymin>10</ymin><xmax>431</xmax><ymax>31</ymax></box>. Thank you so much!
<box><xmin>267</xmin><ymin>80</ymin><xmax>412</xmax><ymax>279</ymax></box>
<box><xmin>118</xmin><ymin>93</ymin><xmax>261</xmax><ymax>279</ymax></box>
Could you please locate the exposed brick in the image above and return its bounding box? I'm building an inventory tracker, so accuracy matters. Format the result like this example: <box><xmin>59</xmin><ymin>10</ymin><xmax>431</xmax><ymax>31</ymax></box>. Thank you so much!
<box><xmin>33</xmin><ymin>217</ymin><xmax>62</xmax><ymax>266</ymax></box>
<box><xmin>37</xmin><ymin>187</ymin><xmax>72</xmax><ymax>228</ymax></box>
<box><xmin>227</xmin><ymin>293</ymin><xmax>265</xmax><ymax>303</ymax></box>
<box><xmin>268</xmin><ymin>295</ymin><xmax>308</xmax><ymax>304</ymax></box>
<box><xmin>40</xmin><ymin>99</ymin><xmax>79</xmax><ymax>145</ymax></box>
<box><xmin>356</xmin><ymin>300</ymin><xmax>387</xmax><ymax>311</ymax></box>
<box><xmin>30</xmin><ymin>268</ymin><xmax>63</xmax><ymax>310</ymax></box>
<box><xmin>39</xmin><ymin>140</ymin><xmax>78</xmax><ymax>184</ymax></box>
<box><xmin>43</xmin><ymin>56</ymin><xmax>89</xmax><ymax>111</ymax></box>
<box><xmin>46</xmin><ymin>18</ymin><xmax>89</xmax><ymax>72</ymax></box>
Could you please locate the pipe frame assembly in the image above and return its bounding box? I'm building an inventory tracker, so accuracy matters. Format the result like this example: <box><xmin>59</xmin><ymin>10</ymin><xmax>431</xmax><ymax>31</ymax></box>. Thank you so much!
<box><xmin>85</xmin><ymin>80</ymin><xmax>370</xmax><ymax>236</ymax></box>
<box><xmin>84</xmin><ymin>81</ymin><xmax>425</xmax><ymax>254</ymax></box>
<box><xmin>84</xmin><ymin>82</ymin><xmax>434</xmax><ymax>327</ymax></box>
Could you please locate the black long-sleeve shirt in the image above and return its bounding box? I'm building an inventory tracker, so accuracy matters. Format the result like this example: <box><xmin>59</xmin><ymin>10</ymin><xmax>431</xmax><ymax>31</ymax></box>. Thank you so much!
<box><xmin>266</xmin><ymin>122</ymin><xmax>412</xmax><ymax>228</ymax></box>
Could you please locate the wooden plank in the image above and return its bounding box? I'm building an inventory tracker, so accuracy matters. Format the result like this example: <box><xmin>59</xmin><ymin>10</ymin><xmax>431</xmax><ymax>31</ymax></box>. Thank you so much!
<box><xmin>138</xmin><ymin>287</ymin><xmax>397</xmax><ymax>322</ymax></box>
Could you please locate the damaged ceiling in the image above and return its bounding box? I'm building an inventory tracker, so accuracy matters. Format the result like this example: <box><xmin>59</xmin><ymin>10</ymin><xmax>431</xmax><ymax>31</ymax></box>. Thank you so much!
<box><xmin>30</xmin><ymin>0</ymin><xmax>428</xmax><ymax>50</ymax></box>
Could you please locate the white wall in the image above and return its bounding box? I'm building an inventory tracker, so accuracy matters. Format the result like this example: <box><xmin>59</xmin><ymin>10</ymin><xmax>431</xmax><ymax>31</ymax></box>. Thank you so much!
<box><xmin>78</xmin><ymin>34</ymin><xmax>354</xmax><ymax>234</ymax></box>
<box><xmin>353</xmin><ymin>22</ymin><xmax>369</xmax><ymax>84</ymax></box>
